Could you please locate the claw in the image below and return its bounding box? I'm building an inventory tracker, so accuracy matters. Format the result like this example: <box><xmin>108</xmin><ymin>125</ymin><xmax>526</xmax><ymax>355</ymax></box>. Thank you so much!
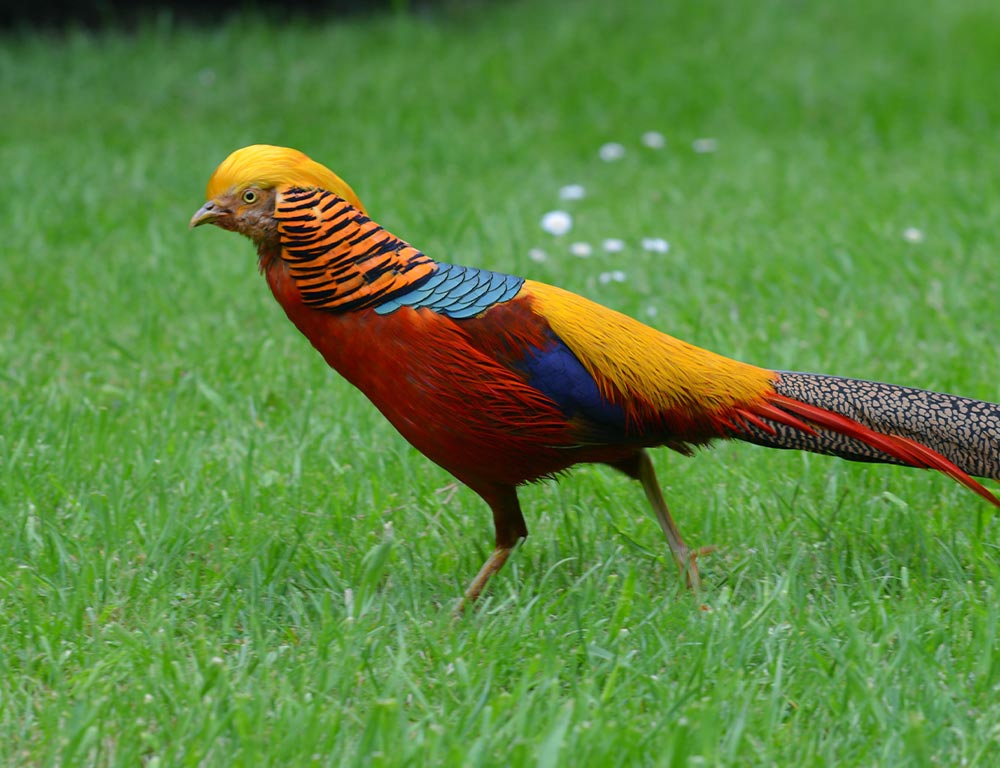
<box><xmin>681</xmin><ymin>544</ymin><xmax>717</xmax><ymax>590</ymax></box>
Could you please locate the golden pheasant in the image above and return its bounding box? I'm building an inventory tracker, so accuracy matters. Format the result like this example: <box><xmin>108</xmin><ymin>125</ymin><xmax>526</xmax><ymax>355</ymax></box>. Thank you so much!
<box><xmin>191</xmin><ymin>144</ymin><xmax>1000</xmax><ymax>604</ymax></box>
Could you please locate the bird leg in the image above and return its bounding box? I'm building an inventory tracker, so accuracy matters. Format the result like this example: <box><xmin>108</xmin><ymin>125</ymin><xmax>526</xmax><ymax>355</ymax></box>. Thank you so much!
<box><xmin>455</xmin><ymin>484</ymin><xmax>527</xmax><ymax>614</ymax></box>
<box><xmin>462</xmin><ymin>545</ymin><xmax>516</xmax><ymax>605</ymax></box>
<box><xmin>611</xmin><ymin>450</ymin><xmax>709</xmax><ymax>590</ymax></box>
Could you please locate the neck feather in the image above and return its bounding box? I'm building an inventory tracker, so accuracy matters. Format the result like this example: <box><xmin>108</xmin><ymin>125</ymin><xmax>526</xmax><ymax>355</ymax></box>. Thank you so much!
<box><xmin>271</xmin><ymin>187</ymin><xmax>436</xmax><ymax>313</ymax></box>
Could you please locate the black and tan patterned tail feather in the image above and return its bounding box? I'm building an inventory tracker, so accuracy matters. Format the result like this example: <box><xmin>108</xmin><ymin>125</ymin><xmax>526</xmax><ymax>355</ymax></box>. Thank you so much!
<box><xmin>732</xmin><ymin>371</ymin><xmax>1000</xmax><ymax>507</ymax></box>
<box><xmin>773</xmin><ymin>372</ymin><xmax>1000</xmax><ymax>481</ymax></box>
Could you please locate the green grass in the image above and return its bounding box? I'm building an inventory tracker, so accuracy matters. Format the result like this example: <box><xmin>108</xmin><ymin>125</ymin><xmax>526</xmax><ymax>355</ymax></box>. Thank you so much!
<box><xmin>3</xmin><ymin>0</ymin><xmax>1000</xmax><ymax>763</ymax></box>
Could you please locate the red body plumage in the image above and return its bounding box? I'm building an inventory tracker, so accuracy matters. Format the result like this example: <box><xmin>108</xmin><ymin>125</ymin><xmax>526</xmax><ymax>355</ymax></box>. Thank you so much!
<box><xmin>265</xmin><ymin>259</ymin><xmax>645</xmax><ymax>493</ymax></box>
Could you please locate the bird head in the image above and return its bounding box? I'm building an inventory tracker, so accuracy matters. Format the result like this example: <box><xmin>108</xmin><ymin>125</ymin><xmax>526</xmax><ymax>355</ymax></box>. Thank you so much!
<box><xmin>189</xmin><ymin>144</ymin><xmax>366</xmax><ymax>245</ymax></box>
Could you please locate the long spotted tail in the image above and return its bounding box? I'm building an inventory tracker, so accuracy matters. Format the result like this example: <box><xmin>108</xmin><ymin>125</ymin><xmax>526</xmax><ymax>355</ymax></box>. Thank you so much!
<box><xmin>730</xmin><ymin>371</ymin><xmax>1000</xmax><ymax>507</ymax></box>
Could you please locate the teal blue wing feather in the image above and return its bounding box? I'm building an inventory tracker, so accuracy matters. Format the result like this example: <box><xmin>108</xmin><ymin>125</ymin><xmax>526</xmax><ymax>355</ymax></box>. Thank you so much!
<box><xmin>374</xmin><ymin>263</ymin><xmax>523</xmax><ymax>319</ymax></box>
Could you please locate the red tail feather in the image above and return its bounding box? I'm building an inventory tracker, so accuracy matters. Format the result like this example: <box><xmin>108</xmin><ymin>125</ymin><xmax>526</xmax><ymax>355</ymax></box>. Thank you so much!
<box><xmin>741</xmin><ymin>394</ymin><xmax>1000</xmax><ymax>509</ymax></box>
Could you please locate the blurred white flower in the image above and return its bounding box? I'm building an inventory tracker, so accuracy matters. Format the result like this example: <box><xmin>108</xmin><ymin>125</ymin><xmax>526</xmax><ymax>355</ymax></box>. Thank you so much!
<box><xmin>641</xmin><ymin>131</ymin><xmax>666</xmax><ymax>149</ymax></box>
<box><xmin>558</xmin><ymin>184</ymin><xmax>586</xmax><ymax>200</ymax></box>
<box><xmin>570</xmin><ymin>242</ymin><xmax>593</xmax><ymax>258</ymax></box>
<box><xmin>902</xmin><ymin>227</ymin><xmax>925</xmax><ymax>243</ymax></box>
<box><xmin>641</xmin><ymin>237</ymin><xmax>670</xmax><ymax>253</ymax></box>
<box><xmin>540</xmin><ymin>210</ymin><xmax>573</xmax><ymax>236</ymax></box>
<box><xmin>598</xmin><ymin>142</ymin><xmax>626</xmax><ymax>162</ymax></box>
<box><xmin>528</xmin><ymin>248</ymin><xmax>548</xmax><ymax>263</ymax></box>
<box><xmin>692</xmin><ymin>137</ymin><xmax>718</xmax><ymax>153</ymax></box>
<box><xmin>602</xmin><ymin>238</ymin><xmax>625</xmax><ymax>253</ymax></box>
<box><xmin>599</xmin><ymin>270</ymin><xmax>628</xmax><ymax>284</ymax></box>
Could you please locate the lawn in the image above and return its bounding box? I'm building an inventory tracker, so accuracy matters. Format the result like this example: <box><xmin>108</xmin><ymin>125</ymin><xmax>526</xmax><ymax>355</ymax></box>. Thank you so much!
<box><xmin>3</xmin><ymin>0</ymin><xmax>1000</xmax><ymax>764</ymax></box>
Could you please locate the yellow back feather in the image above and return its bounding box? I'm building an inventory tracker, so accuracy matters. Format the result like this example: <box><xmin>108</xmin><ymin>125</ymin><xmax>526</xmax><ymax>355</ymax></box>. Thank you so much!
<box><xmin>524</xmin><ymin>280</ymin><xmax>776</xmax><ymax>418</ymax></box>
<box><xmin>205</xmin><ymin>144</ymin><xmax>367</xmax><ymax>213</ymax></box>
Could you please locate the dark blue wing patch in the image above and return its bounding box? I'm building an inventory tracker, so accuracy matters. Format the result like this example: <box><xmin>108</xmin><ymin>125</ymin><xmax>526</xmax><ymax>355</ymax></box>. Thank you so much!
<box><xmin>518</xmin><ymin>334</ymin><xmax>628</xmax><ymax>439</ymax></box>
<box><xmin>373</xmin><ymin>262</ymin><xmax>524</xmax><ymax>319</ymax></box>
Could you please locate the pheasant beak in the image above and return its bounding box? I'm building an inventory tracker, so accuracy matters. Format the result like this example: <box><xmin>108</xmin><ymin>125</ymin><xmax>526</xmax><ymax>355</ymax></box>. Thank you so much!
<box><xmin>189</xmin><ymin>199</ymin><xmax>228</xmax><ymax>228</ymax></box>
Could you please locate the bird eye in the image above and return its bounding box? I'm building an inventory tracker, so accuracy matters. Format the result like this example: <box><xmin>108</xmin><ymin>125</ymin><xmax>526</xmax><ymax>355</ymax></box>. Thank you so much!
<box><xmin>242</xmin><ymin>189</ymin><xmax>258</xmax><ymax>204</ymax></box>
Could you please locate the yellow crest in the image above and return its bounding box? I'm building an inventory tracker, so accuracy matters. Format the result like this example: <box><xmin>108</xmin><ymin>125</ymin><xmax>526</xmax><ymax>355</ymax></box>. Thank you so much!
<box><xmin>205</xmin><ymin>144</ymin><xmax>367</xmax><ymax>213</ymax></box>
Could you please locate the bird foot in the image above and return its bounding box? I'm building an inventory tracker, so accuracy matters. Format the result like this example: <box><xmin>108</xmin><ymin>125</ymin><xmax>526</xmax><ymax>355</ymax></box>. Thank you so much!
<box><xmin>681</xmin><ymin>545</ymin><xmax>717</xmax><ymax>591</ymax></box>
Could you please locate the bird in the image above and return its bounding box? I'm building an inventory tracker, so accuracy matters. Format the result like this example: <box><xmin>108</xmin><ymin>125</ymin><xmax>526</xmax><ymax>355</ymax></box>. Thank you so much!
<box><xmin>191</xmin><ymin>144</ymin><xmax>1000</xmax><ymax>605</ymax></box>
